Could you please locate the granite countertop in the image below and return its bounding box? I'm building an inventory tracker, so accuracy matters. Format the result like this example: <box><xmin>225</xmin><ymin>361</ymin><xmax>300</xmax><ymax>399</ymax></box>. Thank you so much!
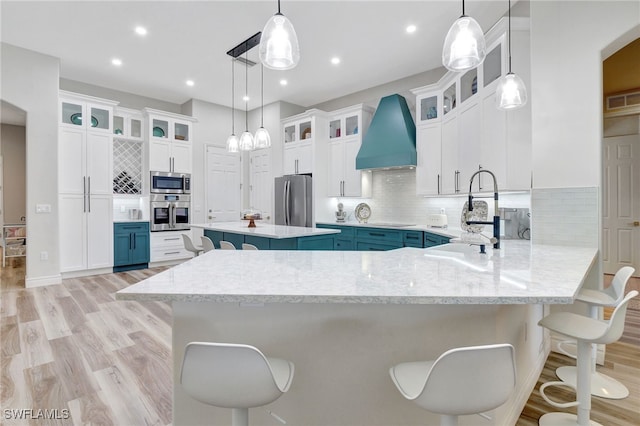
<box><xmin>191</xmin><ymin>222</ymin><xmax>340</xmax><ymax>239</ymax></box>
<box><xmin>116</xmin><ymin>240</ymin><xmax>597</xmax><ymax>305</ymax></box>
<box><xmin>113</xmin><ymin>219</ymin><xmax>150</xmax><ymax>223</ymax></box>
<box><xmin>316</xmin><ymin>221</ymin><xmax>463</xmax><ymax>239</ymax></box>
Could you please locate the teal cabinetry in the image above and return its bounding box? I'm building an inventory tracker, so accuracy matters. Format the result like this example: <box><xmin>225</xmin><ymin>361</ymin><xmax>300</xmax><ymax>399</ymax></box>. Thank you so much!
<box><xmin>356</xmin><ymin>228</ymin><xmax>404</xmax><ymax>250</ymax></box>
<box><xmin>204</xmin><ymin>229</ymin><xmax>333</xmax><ymax>251</ymax></box>
<box><xmin>403</xmin><ymin>230</ymin><xmax>424</xmax><ymax>248</ymax></box>
<box><xmin>424</xmin><ymin>232</ymin><xmax>450</xmax><ymax>247</ymax></box>
<box><xmin>317</xmin><ymin>224</ymin><xmax>355</xmax><ymax>250</ymax></box>
<box><xmin>114</xmin><ymin>222</ymin><xmax>150</xmax><ymax>272</ymax></box>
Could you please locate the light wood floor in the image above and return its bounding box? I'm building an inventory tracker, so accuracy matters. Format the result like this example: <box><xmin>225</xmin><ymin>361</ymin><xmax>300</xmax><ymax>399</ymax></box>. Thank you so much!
<box><xmin>1</xmin><ymin>258</ymin><xmax>639</xmax><ymax>425</ymax></box>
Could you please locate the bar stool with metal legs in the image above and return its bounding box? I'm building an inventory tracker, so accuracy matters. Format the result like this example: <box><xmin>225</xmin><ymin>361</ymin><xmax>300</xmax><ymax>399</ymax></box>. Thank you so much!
<box><xmin>556</xmin><ymin>266</ymin><xmax>635</xmax><ymax>399</ymax></box>
<box><xmin>389</xmin><ymin>344</ymin><xmax>516</xmax><ymax>426</ymax></box>
<box><xmin>538</xmin><ymin>290</ymin><xmax>638</xmax><ymax>426</ymax></box>
<box><xmin>180</xmin><ymin>342</ymin><xmax>295</xmax><ymax>426</ymax></box>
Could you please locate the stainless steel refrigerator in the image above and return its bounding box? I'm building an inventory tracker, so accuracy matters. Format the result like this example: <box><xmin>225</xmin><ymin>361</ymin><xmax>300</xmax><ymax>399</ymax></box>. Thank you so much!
<box><xmin>274</xmin><ymin>175</ymin><xmax>313</xmax><ymax>227</ymax></box>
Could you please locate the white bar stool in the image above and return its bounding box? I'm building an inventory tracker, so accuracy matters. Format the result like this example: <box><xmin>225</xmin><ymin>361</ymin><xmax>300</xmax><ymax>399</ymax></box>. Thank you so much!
<box><xmin>538</xmin><ymin>290</ymin><xmax>638</xmax><ymax>426</ymax></box>
<box><xmin>180</xmin><ymin>342</ymin><xmax>295</xmax><ymax>426</ymax></box>
<box><xmin>200</xmin><ymin>236</ymin><xmax>216</xmax><ymax>252</ymax></box>
<box><xmin>556</xmin><ymin>266</ymin><xmax>634</xmax><ymax>399</ymax></box>
<box><xmin>242</xmin><ymin>243</ymin><xmax>259</xmax><ymax>250</ymax></box>
<box><xmin>220</xmin><ymin>240</ymin><xmax>237</xmax><ymax>250</ymax></box>
<box><xmin>389</xmin><ymin>344</ymin><xmax>516</xmax><ymax>426</ymax></box>
<box><xmin>182</xmin><ymin>234</ymin><xmax>203</xmax><ymax>257</ymax></box>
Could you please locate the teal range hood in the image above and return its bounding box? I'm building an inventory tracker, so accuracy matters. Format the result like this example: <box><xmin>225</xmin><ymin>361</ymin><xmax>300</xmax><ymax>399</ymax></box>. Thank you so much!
<box><xmin>355</xmin><ymin>94</ymin><xmax>417</xmax><ymax>170</ymax></box>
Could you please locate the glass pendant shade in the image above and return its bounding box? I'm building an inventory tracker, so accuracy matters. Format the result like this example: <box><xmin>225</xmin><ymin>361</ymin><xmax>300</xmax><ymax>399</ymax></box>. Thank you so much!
<box><xmin>239</xmin><ymin>130</ymin><xmax>255</xmax><ymax>151</ymax></box>
<box><xmin>254</xmin><ymin>127</ymin><xmax>271</xmax><ymax>149</ymax></box>
<box><xmin>442</xmin><ymin>15</ymin><xmax>486</xmax><ymax>72</ymax></box>
<box><xmin>259</xmin><ymin>14</ymin><xmax>300</xmax><ymax>70</ymax></box>
<box><xmin>496</xmin><ymin>73</ymin><xmax>527</xmax><ymax>110</ymax></box>
<box><xmin>226</xmin><ymin>134</ymin><xmax>239</xmax><ymax>153</ymax></box>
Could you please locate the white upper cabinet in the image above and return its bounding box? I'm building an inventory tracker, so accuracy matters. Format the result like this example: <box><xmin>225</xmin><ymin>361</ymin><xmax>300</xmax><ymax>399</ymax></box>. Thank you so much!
<box><xmin>412</xmin><ymin>17</ymin><xmax>531</xmax><ymax>195</ymax></box>
<box><xmin>144</xmin><ymin>108</ymin><xmax>196</xmax><ymax>173</ymax></box>
<box><xmin>281</xmin><ymin>110</ymin><xmax>328</xmax><ymax>175</ymax></box>
<box><xmin>113</xmin><ymin>107</ymin><xmax>143</xmax><ymax>140</ymax></box>
<box><xmin>326</xmin><ymin>105</ymin><xmax>374</xmax><ymax>197</ymax></box>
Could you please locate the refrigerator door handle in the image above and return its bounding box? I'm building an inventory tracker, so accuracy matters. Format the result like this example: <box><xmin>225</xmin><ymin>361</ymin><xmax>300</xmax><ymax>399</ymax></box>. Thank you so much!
<box><xmin>302</xmin><ymin>178</ymin><xmax>308</xmax><ymax>225</ymax></box>
<box><xmin>284</xmin><ymin>180</ymin><xmax>290</xmax><ymax>226</ymax></box>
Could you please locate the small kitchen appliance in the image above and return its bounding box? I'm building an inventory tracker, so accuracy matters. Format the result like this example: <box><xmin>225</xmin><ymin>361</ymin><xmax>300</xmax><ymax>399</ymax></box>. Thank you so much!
<box><xmin>150</xmin><ymin>171</ymin><xmax>191</xmax><ymax>194</ymax></box>
<box><xmin>335</xmin><ymin>203</ymin><xmax>347</xmax><ymax>223</ymax></box>
<box><xmin>426</xmin><ymin>214</ymin><xmax>448</xmax><ymax>228</ymax></box>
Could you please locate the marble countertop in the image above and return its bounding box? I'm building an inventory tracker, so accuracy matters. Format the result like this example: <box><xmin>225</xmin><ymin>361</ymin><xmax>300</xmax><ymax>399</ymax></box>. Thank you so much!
<box><xmin>191</xmin><ymin>222</ymin><xmax>340</xmax><ymax>239</ymax></box>
<box><xmin>113</xmin><ymin>219</ymin><xmax>149</xmax><ymax>224</ymax></box>
<box><xmin>316</xmin><ymin>221</ymin><xmax>464</xmax><ymax>239</ymax></box>
<box><xmin>116</xmin><ymin>241</ymin><xmax>597</xmax><ymax>305</ymax></box>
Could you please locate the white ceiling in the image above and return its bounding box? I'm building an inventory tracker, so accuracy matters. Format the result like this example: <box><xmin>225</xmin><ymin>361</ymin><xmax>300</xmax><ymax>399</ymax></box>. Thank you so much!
<box><xmin>1</xmin><ymin>0</ymin><xmax>517</xmax><ymax>113</ymax></box>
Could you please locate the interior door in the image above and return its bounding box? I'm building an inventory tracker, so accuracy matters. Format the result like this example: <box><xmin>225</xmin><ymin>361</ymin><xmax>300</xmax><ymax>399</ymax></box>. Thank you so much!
<box><xmin>602</xmin><ymin>134</ymin><xmax>640</xmax><ymax>275</ymax></box>
<box><xmin>206</xmin><ymin>145</ymin><xmax>240</xmax><ymax>222</ymax></box>
<box><xmin>249</xmin><ymin>149</ymin><xmax>272</xmax><ymax>221</ymax></box>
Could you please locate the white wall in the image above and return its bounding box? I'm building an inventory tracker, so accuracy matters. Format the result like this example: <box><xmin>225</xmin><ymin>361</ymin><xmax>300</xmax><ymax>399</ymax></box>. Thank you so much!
<box><xmin>0</xmin><ymin>124</ymin><xmax>26</xmax><ymax>224</ymax></box>
<box><xmin>530</xmin><ymin>1</ymin><xmax>640</xmax><ymax>189</ymax></box>
<box><xmin>1</xmin><ymin>43</ymin><xmax>60</xmax><ymax>286</ymax></box>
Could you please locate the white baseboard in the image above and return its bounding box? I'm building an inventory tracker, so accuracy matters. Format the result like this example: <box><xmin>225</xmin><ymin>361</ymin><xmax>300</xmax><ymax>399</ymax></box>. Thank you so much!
<box><xmin>25</xmin><ymin>274</ymin><xmax>62</xmax><ymax>288</ymax></box>
<box><xmin>503</xmin><ymin>345</ymin><xmax>550</xmax><ymax>425</ymax></box>
<box><xmin>61</xmin><ymin>267</ymin><xmax>113</xmax><ymax>279</ymax></box>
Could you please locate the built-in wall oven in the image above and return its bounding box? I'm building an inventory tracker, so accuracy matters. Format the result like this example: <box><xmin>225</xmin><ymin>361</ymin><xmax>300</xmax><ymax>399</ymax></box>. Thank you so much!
<box><xmin>150</xmin><ymin>194</ymin><xmax>191</xmax><ymax>231</ymax></box>
<box><xmin>151</xmin><ymin>171</ymin><xmax>191</xmax><ymax>194</ymax></box>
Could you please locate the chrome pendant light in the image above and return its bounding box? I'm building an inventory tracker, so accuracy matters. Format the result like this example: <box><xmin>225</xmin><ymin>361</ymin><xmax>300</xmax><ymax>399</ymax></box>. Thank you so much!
<box><xmin>226</xmin><ymin>59</ymin><xmax>239</xmax><ymax>153</ymax></box>
<box><xmin>259</xmin><ymin>0</ymin><xmax>300</xmax><ymax>70</ymax></box>
<box><xmin>254</xmin><ymin>63</ymin><xmax>271</xmax><ymax>149</ymax></box>
<box><xmin>495</xmin><ymin>0</ymin><xmax>528</xmax><ymax>110</ymax></box>
<box><xmin>442</xmin><ymin>0</ymin><xmax>486</xmax><ymax>72</ymax></box>
<box><xmin>239</xmin><ymin>51</ymin><xmax>255</xmax><ymax>151</ymax></box>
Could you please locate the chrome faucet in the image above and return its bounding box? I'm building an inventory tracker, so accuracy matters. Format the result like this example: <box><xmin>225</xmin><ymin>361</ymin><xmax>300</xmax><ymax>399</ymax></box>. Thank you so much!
<box><xmin>466</xmin><ymin>169</ymin><xmax>500</xmax><ymax>252</ymax></box>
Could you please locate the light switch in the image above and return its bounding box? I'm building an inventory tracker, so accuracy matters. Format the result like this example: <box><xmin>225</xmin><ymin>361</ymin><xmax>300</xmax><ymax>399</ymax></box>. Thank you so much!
<box><xmin>36</xmin><ymin>204</ymin><xmax>52</xmax><ymax>213</ymax></box>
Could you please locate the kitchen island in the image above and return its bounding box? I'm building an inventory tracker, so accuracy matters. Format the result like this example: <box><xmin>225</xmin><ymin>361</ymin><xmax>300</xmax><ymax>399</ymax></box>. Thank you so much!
<box><xmin>117</xmin><ymin>241</ymin><xmax>598</xmax><ymax>425</ymax></box>
<box><xmin>192</xmin><ymin>221</ymin><xmax>340</xmax><ymax>250</ymax></box>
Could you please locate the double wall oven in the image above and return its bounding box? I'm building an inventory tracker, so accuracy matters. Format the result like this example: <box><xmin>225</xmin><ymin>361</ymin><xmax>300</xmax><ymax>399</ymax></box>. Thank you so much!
<box><xmin>150</xmin><ymin>171</ymin><xmax>191</xmax><ymax>231</ymax></box>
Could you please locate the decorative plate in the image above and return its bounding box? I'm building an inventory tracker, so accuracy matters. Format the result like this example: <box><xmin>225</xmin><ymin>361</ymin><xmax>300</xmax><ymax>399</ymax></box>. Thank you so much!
<box><xmin>70</xmin><ymin>113</ymin><xmax>98</xmax><ymax>127</ymax></box>
<box><xmin>153</xmin><ymin>126</ymin><xmax>165</xmax><ymax>137</ymax></box>
<box><xmin>461</xmin><ymin>200</ymin><xmax>488</xmax><ymax>233</ymax></box>
<box><xmin>355</xmin><ymin>203</ymin><xmax>371</xmax><ymax>223</ymax></box>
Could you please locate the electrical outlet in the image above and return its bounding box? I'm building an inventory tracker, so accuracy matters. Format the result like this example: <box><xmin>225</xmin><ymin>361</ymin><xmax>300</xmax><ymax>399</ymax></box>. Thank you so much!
<box><xmin>40</xmin><ymin>251</ymin><xmax>48</xmax><ymax>261</ymax></box>
<box><xmin>120</xmin><ymin>205</ymin><xmax>126</xmax><ymax>213</ymax></box>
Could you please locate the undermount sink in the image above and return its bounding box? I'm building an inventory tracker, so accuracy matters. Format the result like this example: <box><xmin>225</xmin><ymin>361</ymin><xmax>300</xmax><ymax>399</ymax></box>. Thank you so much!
<box><xmin>367</xmin><ymin>222</ymin><xmax>416</xmax><ymax>228</ymax></box>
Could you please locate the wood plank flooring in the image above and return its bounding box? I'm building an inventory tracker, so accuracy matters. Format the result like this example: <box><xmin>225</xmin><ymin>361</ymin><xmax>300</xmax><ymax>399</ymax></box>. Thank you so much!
<box><xmin>1</xmin><ymin>258</ymin><xmax>639</xmax><ymax>425</ymax></box>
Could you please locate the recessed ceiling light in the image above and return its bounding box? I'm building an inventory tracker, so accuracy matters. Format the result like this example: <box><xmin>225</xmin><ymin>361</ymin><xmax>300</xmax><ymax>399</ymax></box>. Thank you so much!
<box><xmin>186</xmin><ymin>80</ymin><xmax>195</xmax><ymax>87</ymax></box>
<box><xmin>135</xmin><ymin>26</ymin><xmax>147</xmax><ymax>36</ymax></box>
<box><xmin>331</xmin><ymin>57</ymin><xmax>341</xmax><ymax>65</ymax></box>
<box><xmin>243</xmin><ymin>95</ymin><xmax>250</xmax><ymax>102</ymax></box>
<box><xmin>111</xmin><ymin>58</ymin><xmax>122</xmax><ymax>66</ymax></box>
<box><xmin>280</xmin><ymin>79</ymin><xmax>288</xmax><ymax>86</ymax></box>
<box><xmin>406</xmin><ymin>25</ymin><xmax>417</xmax><ymax>34</ymax></box>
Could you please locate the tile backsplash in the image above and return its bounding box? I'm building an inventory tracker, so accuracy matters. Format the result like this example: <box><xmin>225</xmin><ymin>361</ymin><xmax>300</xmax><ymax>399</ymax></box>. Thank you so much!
<box><xmin>113</xmin><ymin>197</ymin><xmax>149</xmax><ymax>221</ymax></box>
<box><xmin>320</xmin><ymin>168</ymin><xmax>531</xmax><ymax>229</ymax></box>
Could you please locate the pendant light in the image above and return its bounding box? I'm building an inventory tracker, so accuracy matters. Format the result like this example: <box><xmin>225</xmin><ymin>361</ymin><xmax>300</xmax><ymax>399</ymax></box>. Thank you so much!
<box><xmin>495</xmin><ymin>0</ymin><xmax>528</xmax><ymax>110</ymax></box>
<box><xmin>254</xmin><ymin>63</ymin><xmax>271</xmax><ymax>149</ymax></box>
<box><xmin>442</xmin><ymin>0</ymin><xmax>486</xmax><ymax>72</ymax></box>
<box><xmin>226</xmin><ymin>59</ymin><xmax>239</xmax><ymax>153</ymax></box>
<box><xmin>239</xmin><ymin>51</ymin><xmax>255</xmax><ymax>151</ymax></box>
<box><xmin>259</xmin><ymin>0</ymin><xmax>300</xmax><ymax>70</ymax></box>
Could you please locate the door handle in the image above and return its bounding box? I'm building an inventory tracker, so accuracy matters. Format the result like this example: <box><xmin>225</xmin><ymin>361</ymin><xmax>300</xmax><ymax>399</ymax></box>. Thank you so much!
<box><xmin>437</xmin><ymin>174</ymin><xmax>441</xmax><ymax>195</ymax></box>
<box><xmin>83</xmin><ymin>176</ymin><xmax>87</xmax><ymax>212</ymax></box>
<box><xmin>87</xmin><ymin>176</ymin><xmax>91</xmax><ymax>212</ymax></box>
<box><xmin>631</xmin><ymin>221</ymin><xmax>640</xmax><ymax>227</ymax></box>
<box><xmin>129</xmin><ymin>233</ymin><xmax>133</xmax><ymax>250</ymax></box>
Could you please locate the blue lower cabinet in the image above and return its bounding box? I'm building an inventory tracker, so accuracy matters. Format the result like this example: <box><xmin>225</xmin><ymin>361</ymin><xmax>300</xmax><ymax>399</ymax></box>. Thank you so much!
<box><xmin>297</xmin><ymin>235</ymin><xmax>334</xmax><ymax>250</ymax></box>
<box><xmin>356</xmin><ymin>241</ymin><xmax>401</xmax><ymax>251</ymax></box>
<box><xmin>244</xmin><ymin>235</ymin><xmax>271</xmax><ymax>250</ymax></box>
<box><xmin>424</xmin><ymin>232</ymin><xmax>450</xmax><ymax>247</ymax></box>
<box><xmin>334</xmin><ymin>238</ymin><xmax>354</xmax><ymax>250</ymax></box>
<box><xmin>356</xmin><ymin>227</ymin><xmax>403</xmax><ymax>251</ymax></box>
<box><xmin>114</xmin><ymin>222</ymin><xmax>150</xmax><ymax>272</ymax></box>
<box><xmin>204</xmin><ymin>230</ymin><xmax>224</xmax><ymax>248</ymax></box>
<box><xmin>269</xmin><ymin>239</ymin><xmax>297</xmax><ymax>250</ymax></box>
<box><xmin>403</xmin><ymin>231</ymin><xmax>424</xmax><ymax>248</ymax></box>
<box><xmin>222</xmin><ymin>233</ymin><xmax>245</xmax><ymax>250</ymax></box>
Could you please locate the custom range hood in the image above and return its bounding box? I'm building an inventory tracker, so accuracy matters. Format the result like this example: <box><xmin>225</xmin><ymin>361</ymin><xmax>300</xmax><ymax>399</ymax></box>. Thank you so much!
<box><xmin>355</xmin><ymin>94</ymin><xmax>417</xmax><ymax>170</ymax></box>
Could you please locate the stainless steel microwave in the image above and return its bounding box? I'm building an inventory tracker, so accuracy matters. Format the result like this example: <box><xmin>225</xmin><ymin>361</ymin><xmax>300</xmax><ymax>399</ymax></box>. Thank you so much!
<box><xmin>150</xmin><ymin>171</ymin><xmax>191</xmax><ymax>194</ymax></box>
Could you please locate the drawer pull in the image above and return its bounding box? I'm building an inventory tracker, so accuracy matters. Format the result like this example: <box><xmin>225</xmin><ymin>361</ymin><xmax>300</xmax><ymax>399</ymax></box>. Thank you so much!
<box><xmin>164</xmin><ymin>237</ymin><xmax>180</xmax><ymax>241</ymax></box>
<box><xmin>369</xmin><ymin>232</ymin><xmax>386</xmax><ymax>237</ymax></box>
<box><xmin>406</xmin><ymin>235</ymin><xmax>419</xmax><ymax>240</ymax></box>
<box><xmin>164</xmin><ymin>251</ymin><xmax>180</xmax><ymax>255</ymax></box>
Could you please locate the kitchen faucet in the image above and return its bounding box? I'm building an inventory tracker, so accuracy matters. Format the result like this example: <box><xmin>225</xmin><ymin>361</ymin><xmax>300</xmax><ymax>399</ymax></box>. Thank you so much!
<box><xmin>466</xmin><ymin>169</ymin><xmax>500</xmax><ymax>253</ymax></box>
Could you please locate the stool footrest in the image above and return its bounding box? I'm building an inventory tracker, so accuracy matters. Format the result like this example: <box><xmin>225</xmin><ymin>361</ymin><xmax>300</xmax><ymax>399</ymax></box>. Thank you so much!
<box><xmin>539</xmin><ymin>381</ymin><xmax>579</xmax><ymax>409</ymax></box>
<box><xmin>556</xmin><ymin>339</ymin><xmax>578</xmax><ymax>360</ymax></box>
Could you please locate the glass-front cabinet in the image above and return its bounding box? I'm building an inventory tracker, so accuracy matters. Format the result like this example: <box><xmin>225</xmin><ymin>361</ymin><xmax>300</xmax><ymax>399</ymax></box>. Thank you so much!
<box><xmin>60</xmin><ymin>92</ymin><xmax>114</xmax><ymax>133</ymax></box>
<box><xmin>281</xmin><ymin>109</ymin><xmax>328</xmax><ymax>175</ymax></box>
<box><xmin>113</xmin><ymin>107</ymin><xmax>143</xmax><ymax>140</ymax></box>
<box><xmin>144</xmin><ymin>108</ymin><xmax>195</xmax><ymax>174</ymax></box>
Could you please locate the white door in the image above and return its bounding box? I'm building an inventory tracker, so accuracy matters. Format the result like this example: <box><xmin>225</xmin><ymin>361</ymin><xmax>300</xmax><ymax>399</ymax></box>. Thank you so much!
<box><xmin>59</xmin><ymin>194</ymin><xmax>87</xmax><ymax>272</ymax></box>
<box><xmin>603</xmin><ymin>134</ymin><xmax>640</xmax><ymax>275</ymax></box>
<box><xmin>249</xmin><ymin>150</ymin><xmax>272</xmax><ymax>221</ymax></box>
<box><xmin>86</xmin><ymin>195</ymin><xmax>113</xmax><ymax>269</ymax></box>
<box><xmin>172</xmin><ymin>141</ymin><xmax>192</xmax><ymax>173</ymax></box>
<box><xmin>416</xmin><ymin>124</ymin><xmax>441</xmax><ymax>196</ymax></box>
<box><xmin>59</xmin><ymin>128</ymin><xmax>86</xmax><ymax>194</ymax></box>
<box><xmin>206</xmin><ymin>145</ymin><xmax>241</xmax><ymax>222</ymax></box>
<box><xmin>296</xmin><ymin>142</ymin><xmax>313</xmax><ymax>174</ymax></box>
<box><xmin>149</xmin><ymin>140</ymin><xmax>171</xmax><ymax>172</ymax></box>
<box><xmin>86</xmin><ymin>131</ymin><xmax>112</xmax><ymax>195</ymax></box>
<box><xmin>441</xmin><ymin>117</ymin><xmax>459</xmax><ymax>194</ymax></box>
<box><xmin>327</xmin><ymin>141</ymin><xmax>344</xmax><ymax>196</ymax></box>
<box><xmin>283</xmin><ymin>144</ymin><xmax>297</xmax><ymax>175</ymax></box>
<box><xmin>343</xmin><ymin>137</ymin><xmax>362</xmax><ymax>197</ymax></box>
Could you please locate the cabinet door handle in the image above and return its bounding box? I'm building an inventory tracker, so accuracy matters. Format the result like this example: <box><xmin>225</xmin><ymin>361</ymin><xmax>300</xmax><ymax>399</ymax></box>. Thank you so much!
<box><xmin>164</xmin><ymin>251</ymin><xmax>180</xmax><ymax>255</ymax></box>
<box><xmin>437</xmin><ymin>174</ymin><xmax>441</xmax><ymax>195</ymax></box>
<box><xmin>369</xmin><ymin>232</ymin><xmax>386</xmax><ymax>237</ymax></box>
<box><xmin>478</xmin><ymin>164</ymin><xmax>483</xmax><ymax>191</ymax></box>
<box><xmin>129</xmin><ymin>233</ymin><xmax>133</xmax><ymax>250</ymax></box>
<box><xmin>87</xmin><ymin>176</ymin><xmax>91</xmax><ymax>212</ymax></box>
<box><xmin>83</xmin><ymin>176</ymin><xmax>87</xmax><ymax>212</ymax></box>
